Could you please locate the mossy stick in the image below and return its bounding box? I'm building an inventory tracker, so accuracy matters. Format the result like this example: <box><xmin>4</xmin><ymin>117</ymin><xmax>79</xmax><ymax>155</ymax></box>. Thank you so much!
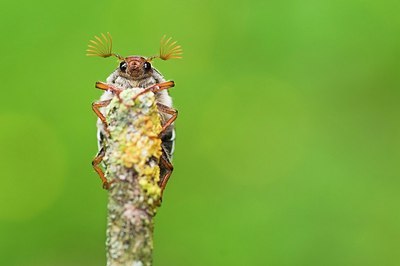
<box><xmin>103</xmin><ymin>88</ymin><xmax>163</xmax><ymax>266</ymax></box>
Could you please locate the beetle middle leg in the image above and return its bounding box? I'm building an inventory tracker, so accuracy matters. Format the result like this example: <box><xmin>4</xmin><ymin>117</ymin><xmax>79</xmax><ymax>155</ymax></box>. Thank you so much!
<box><xmin>93</xmin><ymin>81</ymin><xmax>125</xmax><ymax>133</ymax></box>
<box><xmin>159</xmin><ymin>145</ymin><xmax>174</xmax><ymax>194</ymax></box>
<box><xmin>156</xmin><ymin>103</ymin><xmax>178</xmax><ymax>137</ymax></box>
<box><xmin>92</xmin><ymin>99</ymin><xmax>111</xmax><ymax>134</ymax></box>
<box><xmin>92</xmin><ymin>147</ymin><xmax>112</xmax><ymax>189</ymax></box>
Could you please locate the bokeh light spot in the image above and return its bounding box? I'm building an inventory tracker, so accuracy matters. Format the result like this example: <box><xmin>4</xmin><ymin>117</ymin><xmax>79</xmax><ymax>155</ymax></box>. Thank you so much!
<box><xmin>0</xmin><ymin>113</ymin><xmax>66</xmax><ymax>221</ymax></box>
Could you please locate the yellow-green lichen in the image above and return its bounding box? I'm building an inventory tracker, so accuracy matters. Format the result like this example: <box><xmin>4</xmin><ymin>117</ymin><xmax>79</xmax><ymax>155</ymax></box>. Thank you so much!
<box><xmin>104</xmin><ymin>87</ymin><xmax>163</xmax><ymax>204</ymax></box>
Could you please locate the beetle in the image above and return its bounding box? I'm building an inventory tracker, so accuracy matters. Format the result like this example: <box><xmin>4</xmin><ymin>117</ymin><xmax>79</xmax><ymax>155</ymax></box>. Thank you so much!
<box><xmin>87</xmin><ymin>33</ymin><xmax>182</xmax><ymax>193</ymax></box>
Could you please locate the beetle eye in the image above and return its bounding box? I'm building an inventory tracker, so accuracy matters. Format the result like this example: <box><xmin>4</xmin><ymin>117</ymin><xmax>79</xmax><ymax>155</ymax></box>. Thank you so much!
<box><xmin>119</xmin><ymin>61</ymin><xmax>127</xmax><ymax>72</ymax></box>
<box><xmin>143</xmin><ymin>62</ymin><xmax>151</xmax><ymax>71</ymax></box>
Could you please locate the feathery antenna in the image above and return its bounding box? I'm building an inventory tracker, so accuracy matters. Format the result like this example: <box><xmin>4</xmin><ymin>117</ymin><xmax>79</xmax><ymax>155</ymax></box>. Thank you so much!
<box><xmin>86</xmin><ymin>32</ymin><xmax>123</xmax><ymax>60</ymax></box>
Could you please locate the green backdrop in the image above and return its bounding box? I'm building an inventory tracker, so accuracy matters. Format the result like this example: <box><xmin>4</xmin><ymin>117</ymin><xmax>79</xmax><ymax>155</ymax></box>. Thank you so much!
<box><xmin>0</xmin><ymin>0</ymin><xmax>399</xmax><ymax>265</ymax></box>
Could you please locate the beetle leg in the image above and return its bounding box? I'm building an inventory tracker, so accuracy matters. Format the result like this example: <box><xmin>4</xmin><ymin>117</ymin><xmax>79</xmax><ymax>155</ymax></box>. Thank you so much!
<box><xmin>132</xmin><ymin>81</ymin><xmax>175</xmax><ymax>101</ymax></box>
<box><xmin>159</xmin><ymin>146</ymin><xmax>174</xmax><ymax>195</ymax></box>
<box><xmin>92</xmin><ymin>147</ymin><xmax>112</xmax><ymax>189</ymax></box>
<box><xmin>156</xmin><ymin>103</ymin><xmax>178</xmax><ymax>137</ymax></box>
<box><xmin>92</xmin><ymin>99</ymin><xmax>111</xmax><ymax>134</ymax></box>
<box><xmin>95</xmin><ymin>81</ymin><xmax>123</xmax><ymax>95</ymax></box>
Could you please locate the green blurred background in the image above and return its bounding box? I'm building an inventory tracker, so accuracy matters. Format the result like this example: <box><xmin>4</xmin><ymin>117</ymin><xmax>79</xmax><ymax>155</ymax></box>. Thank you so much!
<box><xmin>1</xmin><ymin>0</ymin><xmax>399</xmax><ymax>265</ymax></box>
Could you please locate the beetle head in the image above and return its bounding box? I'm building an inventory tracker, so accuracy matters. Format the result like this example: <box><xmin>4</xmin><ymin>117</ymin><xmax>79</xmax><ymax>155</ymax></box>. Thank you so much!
<box><xmin>87</xmin><ymin>33</ymin><xmax>182</xmax><ymax>81</ymax></box>
<box><xmin>118</xmin><ymin>56</ymin><xmax>153</xmax><ymax>80</ymax></box>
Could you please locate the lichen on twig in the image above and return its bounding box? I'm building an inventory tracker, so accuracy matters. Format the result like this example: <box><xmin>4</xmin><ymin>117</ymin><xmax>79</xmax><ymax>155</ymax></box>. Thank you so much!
<box><xmin>103</xmin><ymin>88</ymin><xmax>163</xmax><ymax>266</ymax></box>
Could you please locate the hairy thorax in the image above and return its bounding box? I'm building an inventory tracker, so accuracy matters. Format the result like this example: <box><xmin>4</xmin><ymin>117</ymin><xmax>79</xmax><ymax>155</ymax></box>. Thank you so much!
<box><xmin>97</xmin><ymin>68</ymin><xmax>174</xmax><ymax>144</ymax></box>
<box><xmin>100</xmin><ymin>68</ymin><xmax>173</xmax><ymax>108</ymax></box>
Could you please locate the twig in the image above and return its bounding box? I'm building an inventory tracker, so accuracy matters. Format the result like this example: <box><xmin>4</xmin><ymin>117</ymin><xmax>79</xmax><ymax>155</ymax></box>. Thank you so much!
<box><xmin>103</xmin><ymin>88</ymin><xmax>163</xmax><ymax>266</ymax></box>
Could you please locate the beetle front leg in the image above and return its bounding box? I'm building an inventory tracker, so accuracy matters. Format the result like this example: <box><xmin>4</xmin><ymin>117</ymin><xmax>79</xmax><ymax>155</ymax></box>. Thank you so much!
<box><xmin>95</xmin><ymin>81</ymin><xmax>123</xmax><ymax>95</ymax></box>
<box><xmin>132</xmin><ymin>81</ymin><xmax>175</xmax><ymax>101</ymax></box>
